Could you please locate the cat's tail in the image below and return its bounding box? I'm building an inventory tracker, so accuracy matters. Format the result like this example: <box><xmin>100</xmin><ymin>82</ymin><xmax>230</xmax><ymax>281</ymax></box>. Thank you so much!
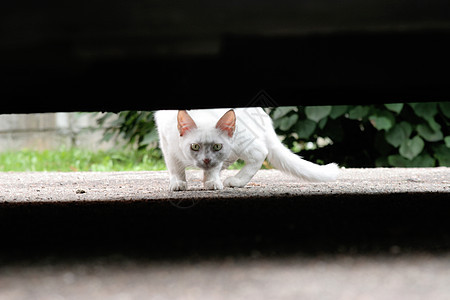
<box><xmin>266</xmin><ymin>139</ymin><xmax>339</xmax><ymax>182</ymax></box>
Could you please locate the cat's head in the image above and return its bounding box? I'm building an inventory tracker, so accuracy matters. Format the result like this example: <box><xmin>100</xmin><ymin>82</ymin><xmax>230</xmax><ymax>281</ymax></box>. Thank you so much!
<box><xmin>177</xmin><ymin>109</ymin><xmax>235</xmax><ymax>170</ymax></box>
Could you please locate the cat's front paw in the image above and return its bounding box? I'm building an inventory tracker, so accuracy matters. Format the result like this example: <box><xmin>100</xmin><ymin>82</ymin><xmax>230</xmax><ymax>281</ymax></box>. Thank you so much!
<box><xmin>204</xmin><ymin>180</ymin><xmax>224</xmax><ymax>190</ymax></box>
<box><xmin>169</xmin><ymin>180</ymin><xmax>187</xmax><ymax>191</ymax></box>
<box><xmin>223</xmin><ymin>176</ymin><xmax>247</xmax><ymax>188</ymax></box>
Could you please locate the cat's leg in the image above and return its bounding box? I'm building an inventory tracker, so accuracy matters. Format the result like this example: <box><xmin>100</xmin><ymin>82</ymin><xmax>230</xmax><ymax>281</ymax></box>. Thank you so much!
<box><xmin>224</xmin><ymin>148</ymin><xmax>267</xmax><ymax>188</ymax></box>
<box><xmin>166</xmin><ymin>154</ymin><xmax>187</xmax><ymax>191</ymax></box>
<box><xmin>203</xmin><ymin>164</ymin><xmax>224</xmax><ymax>190</ymax></box>
<box><xmin>159</xmin><ymin>134</ymin><xmax>187</xmax><ymax>191</ymax></box>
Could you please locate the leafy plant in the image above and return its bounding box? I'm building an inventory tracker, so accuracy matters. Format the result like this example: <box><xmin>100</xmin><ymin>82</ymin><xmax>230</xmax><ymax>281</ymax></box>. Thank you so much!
<box><xmin>270</xmin><ymin>102</ymin><xmax>450</xmax><ymax>167</ymax></box>
<box><xmin>95</xmin><ymin>111</ymin><xmax>159</xmax><ymax>151</ymax></box>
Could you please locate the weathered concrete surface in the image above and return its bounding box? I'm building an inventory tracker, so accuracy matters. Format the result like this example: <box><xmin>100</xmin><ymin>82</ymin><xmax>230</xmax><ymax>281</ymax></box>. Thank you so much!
<box><xmin>0</xmin><ymin>168</ymin><xmax>448</xmax><ymax>203</ymax></box>
<box><xmin>0</xmin><ymin>168</ymin><xmax>449</xmax><ymax>300</ymax></box>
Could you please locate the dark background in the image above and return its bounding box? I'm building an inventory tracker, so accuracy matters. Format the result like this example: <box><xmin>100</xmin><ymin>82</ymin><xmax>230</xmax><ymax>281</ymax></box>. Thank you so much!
<box><xmin>1</xmin><ymin>0</ymin><xmax>450</xmax><ymax>113</ymax></box>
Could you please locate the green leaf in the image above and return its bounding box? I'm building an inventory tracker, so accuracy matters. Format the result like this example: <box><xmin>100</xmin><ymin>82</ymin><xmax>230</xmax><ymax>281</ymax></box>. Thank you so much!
<box><xmin>278</xmin><ymin>114</ymin><xmax>299</xmax><ymax>131</ymax></box>
<box><xmin>385</xmin><ymin>121</ymin><xmax>412</xmax><ymax>148</ymax></box>
<box><xmin>417</xmin><ymin>123</ymin><xmax>443</xmax><ymax>142</ymax></box>
<box><xmin>426</xmin><ymin>117</ymin><xmax>441</xmax><ymax>132</ymax></box>
<box><xmin>141</xmin><ymin>130</ymin><xmax>159</xmax><ymax>146</ymax></box>
<box><xmin>102</xmin><ymin>131</ymin><xmax>115</xmax><ymax>142</ymax></box>
<box><xmin>409</xmin><ymin>102</ymin><xmax>438</xmax><ymax>121</ymax></box>
<box><xmin>318</xmin><ymin>117</ymin><xmax>328</xmax><ymax>129</ymax></box>
<box><xmin>369</xmin><ymin>111</ymin><xmax>395</xmax><ymax>131</ymax></box>
<box><xmin>384</xmin><ymin>103</ymin><xmax>404</xmax><ymax>114</ymax></box>
<box><xmin>438</xmin><ymin>102</ymin><xmax>450</xmax><ymax>118</ymax></box>
<box><xmin>305</xmin><ymin>106</ymin><xmax>332</xmax><ymax>122</ymax></box>
<box><xmin>329</xmin><ymin>105</ymin><xmax>348</xmax><ymax>119</ymax></box>
<box><xmin>295</xmin><ymin>119</ymin><xmax>316</xmax><ymax>140</ymax></box>
<box><xmin>272</xmin><ymin>106</ymin><xmax>297</xmax><ymax>120</ymax></box>
<box><xmin>445</xmin><ymin>136</ymin><xmax>450</xmax><ymax>148</ymax></box>
<box><xmin>388</xmin><ymin>153</ymin><xmax>435</xmax><ymax>167</ymax></box>
<box><xmin>408</xmin><ymin>103</ymin><xmax>440</xmax><ymax>131</ymax></box>
<box><xmin>399</xmin><ymin>136</ymin><xmax>425</xmax><ymax>160</ymax></box>
<box><xmin>348</xmin><ymin>106</ymin><xmax>370</xmax><ymax>120</ymax></box>
<box><xmin>433</xmin><ymin>144</ymin><xmax>450</xmax><ymax>166</ymax></box>
<box><xmin>96</xmin><ymin>112</ymin><xmax>115</xmax><ymax>126</ymax></box>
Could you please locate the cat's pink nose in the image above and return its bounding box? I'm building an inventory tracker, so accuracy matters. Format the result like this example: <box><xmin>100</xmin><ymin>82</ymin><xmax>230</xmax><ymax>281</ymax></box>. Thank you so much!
<box><xmin>203</xmin><ymin>158</ymin><xmax>211</xmax><ymax>165</ymax></box>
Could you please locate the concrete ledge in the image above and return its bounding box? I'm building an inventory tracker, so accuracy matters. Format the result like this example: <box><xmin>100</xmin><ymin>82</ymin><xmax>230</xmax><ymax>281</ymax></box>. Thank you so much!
<box><xmin>1</xmin><ymin>168</ymin><xmax>448</xmax><ymax>203</ymax></box>
<box><xmin>1</xmin><ymin>168</ymin><xmax>450</xmax><ymax>299</ymax></box>
<box><xmin>0</xmin><ymin>168</ymin><xmax>449</xmax><ymax>258</ymax></box>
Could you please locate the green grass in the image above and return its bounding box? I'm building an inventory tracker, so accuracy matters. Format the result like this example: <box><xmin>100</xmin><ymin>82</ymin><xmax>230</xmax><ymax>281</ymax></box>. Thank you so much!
<box><xmin>0</xmin><ymin>148</ymin><xmax>247</xmax><ymax>172</ymax></box>
<box><xmin>0</xmin><ymin>147</ymin><xmax>167</xmax><ymax>172</ymax></box>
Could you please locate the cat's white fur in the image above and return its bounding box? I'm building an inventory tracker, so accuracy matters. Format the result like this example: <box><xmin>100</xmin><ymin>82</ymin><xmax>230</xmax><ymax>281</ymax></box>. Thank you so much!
<box><xmin>155</xmin><ymin>108</ymin><xmax>339</xmax><ymax>191</ymax></box>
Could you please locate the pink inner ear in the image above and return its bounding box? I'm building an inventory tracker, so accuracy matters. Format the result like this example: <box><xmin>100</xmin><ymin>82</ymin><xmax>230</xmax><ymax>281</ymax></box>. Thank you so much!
<box><xmin>216</xmin><ymin>110</ymin><xmax>236</xmax><ymax>138</ymax></box>
<box><xmin>177</xmin><ymin>110</ymin><xmax>197</xmax><ymax>136</ymax></box>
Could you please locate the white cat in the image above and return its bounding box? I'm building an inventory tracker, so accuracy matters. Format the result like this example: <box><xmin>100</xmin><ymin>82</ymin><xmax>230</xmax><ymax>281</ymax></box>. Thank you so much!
<box><xmin>154</xmin><ymin>108</ymin><xmax>339</xmax><ymax>191</ymax></box>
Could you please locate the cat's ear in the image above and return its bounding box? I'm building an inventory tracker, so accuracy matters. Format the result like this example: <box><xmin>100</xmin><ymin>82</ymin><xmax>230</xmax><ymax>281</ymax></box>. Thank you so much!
<box><xmin>216</xmin><ymin>109</ymin><xmax>236</xmax><ymax>138</ymax></box>
<box><xmin>177</xmin><ymin>110</ymin><xmax>197</xmax><ymax>136</ymax></box>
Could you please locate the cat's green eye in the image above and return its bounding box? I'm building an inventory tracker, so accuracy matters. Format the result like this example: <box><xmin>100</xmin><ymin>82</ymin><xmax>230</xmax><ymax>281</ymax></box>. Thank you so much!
<box><xmin>213</xmin><ymin>144</ymin><xmax>223</xmax><ymax>151</ymax></box>
<box><xmin>190</xmin><ymin>143</ymin><xmax>200</xmax><ymax>151</ymax></box>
